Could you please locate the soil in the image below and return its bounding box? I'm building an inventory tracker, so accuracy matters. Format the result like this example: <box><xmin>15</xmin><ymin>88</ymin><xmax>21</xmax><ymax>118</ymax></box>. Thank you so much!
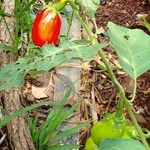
<box><xmin>96</xmin><ymin>0</ymin><xmax>150</xmax><ymax>28</ymax></box>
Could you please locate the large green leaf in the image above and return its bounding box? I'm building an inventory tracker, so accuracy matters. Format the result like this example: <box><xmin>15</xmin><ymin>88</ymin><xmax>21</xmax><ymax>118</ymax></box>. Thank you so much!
<box><xmin>0</xmin><ymin>36</ymin><xmax>107</xmax><ymax>90</ymax></box>
<box><xmin>80</xmin><ymin>0</ymin><xmax>100</xmax><ymax>18</ymax></box>
<box><xmin>99</xmin><ymin>138</ymin><xmax>146</xmax><ymax>150</ymax></box>
<box><xmin>107</xmin><ymin>22</ymin><xmax>150</xmax><ymax>79</ymax></box>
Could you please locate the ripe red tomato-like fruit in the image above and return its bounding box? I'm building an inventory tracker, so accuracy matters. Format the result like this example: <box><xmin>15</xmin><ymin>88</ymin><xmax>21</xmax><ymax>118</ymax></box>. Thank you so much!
<box><xmin>32</xmin><ymin>8</ymin><xmax>61</xmax><ymax>47</ymax></box>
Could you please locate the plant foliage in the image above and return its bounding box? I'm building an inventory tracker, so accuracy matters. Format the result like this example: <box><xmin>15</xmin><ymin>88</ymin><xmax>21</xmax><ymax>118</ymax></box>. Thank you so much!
<box><xmin>0</xmin><ymin>101</ymin><xmax>51</xmax><ymax>128</ymax></box>
<box><xmin>99</xmin><ymin>138</ymin><xmax>146</xmax><ymax>150</ymax></box>
<box><xmin>80</xmin><ymin>0</ymin><xmax>100</xmax><ymax>18</ymax></box>
<box><xmin>28</xmin><ymin>90</ymin><xmax>89</xmax><ymax>150</ymax></box>
<box><xmin>0</xmin><ymin>36</ymin><xmax>106</xmax><ymax>90</ymax></box>
<box><xmin>107</xmin><ymin>22</ymin><xmax>150</xmax><ymax>79</ymax></box>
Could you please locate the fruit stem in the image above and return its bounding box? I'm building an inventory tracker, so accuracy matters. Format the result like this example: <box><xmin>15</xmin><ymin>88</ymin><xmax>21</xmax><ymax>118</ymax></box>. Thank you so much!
<box><xmin>51</xmin><ymin>0</ymin><xmax>68</xmax><ymax>12</ymax></box>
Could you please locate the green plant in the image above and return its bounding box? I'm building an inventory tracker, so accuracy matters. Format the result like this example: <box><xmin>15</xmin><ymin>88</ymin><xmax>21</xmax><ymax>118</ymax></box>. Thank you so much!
<box><xmin>122</xmin><ymin>124</ymin><xmax>139</xmax><ymax>139</ymax></box>
<box><xmin>28</xmin><ymin>89</ymin><xmax>89</xmax><ymax>150</ymax></box>
<box><xmin>68</xmin><ymin>1</ymin><xmax>150</xmax><ymax>149</ymax></box>
<box><xmin>0</xmin><ymin>0</ymin><xmax>150</xmax><ymax>149</ymax></box>
<box><xmin>85</xmin><ymin>137</ymin><xmax>98</xmax><ymax>150</ymax></box>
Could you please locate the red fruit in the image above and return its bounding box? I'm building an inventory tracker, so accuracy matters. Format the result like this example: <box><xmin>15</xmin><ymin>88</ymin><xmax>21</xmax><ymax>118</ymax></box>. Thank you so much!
<box><xmin>32</xmin><ymin>8</ymin><xmax>61</xmax><ymax>47</ymax></box>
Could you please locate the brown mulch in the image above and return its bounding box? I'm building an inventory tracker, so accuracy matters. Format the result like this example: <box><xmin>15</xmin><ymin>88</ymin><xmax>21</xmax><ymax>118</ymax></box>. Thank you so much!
<box><xmin>96</xmin><ymin>0</ymin><xmax>150</xmax><ymax>28</ymax></box>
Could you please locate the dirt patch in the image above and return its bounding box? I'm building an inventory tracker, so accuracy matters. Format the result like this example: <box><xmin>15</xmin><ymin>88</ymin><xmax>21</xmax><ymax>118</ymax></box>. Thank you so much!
<box><xmin>96</xmin><ymin>0</ymin><xmax>150</xmax><ymax>28</ymax></box>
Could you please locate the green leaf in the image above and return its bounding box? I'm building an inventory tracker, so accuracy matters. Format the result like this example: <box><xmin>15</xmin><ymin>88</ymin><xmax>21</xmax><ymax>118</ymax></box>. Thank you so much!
<box><xmin>0</xmin><ymin>59</ymin><xmax>28</xmax><ymax>90</ymax></box>
<box><xmin>107</xmin><ymin>22</ymin><xmax>150</xmax><ymax>79</ymax></box>
<box><xmin>0</xmin><ymin>101</ymin><xmax>51</xmax><ymax>128</ymax></box>
<box><xmin>62</xmin><ymin>100</ymin><xmax>80</xmax><ymax>120</ymax></box>
<box><xmin>39</xmin><ymin>90</ymin><xmax>72</xmax><ymax>147</ymax></box>
<box><xmin>56</xmin><ymin>74</ymin><xmax>75</xmax><ymax>91</ymax></box>
<box><xmin>0</xmin><ymin>44</ymin><xmax>16</xmax><ymax>52</ymax></box>
<box><xmin>0</xmin><ymin>37</ymin><xmax>107</xmax><ymax>90</ymax></box>
<box><xmin>80</xmin><ymin>0</ymin><xmax>100</xmax><ymax>18</ymax></box>
<box><xmin>28</xmin><ymin>116</ymin><xmax>39</xmax><ymax>142</ymax></box>
<box><xmin>62</xmin><ymin>6</ymin><xmax>73</xmax><ymax>25</ymax></box>
<box><xmin>99</xmin><ymin>138</ymin><xmax>146</xmax><ymax>150</ymax></box>
<box><xmin>0</xmin><ymin>10</ymin><xmax>5</xmax><ymax>17</ymax></box>
<box><xmin>28</xmin><ymin>90</ymin><xmax>85</xmax><ymax>149</ymax></box>
<box><xmin>47</xmin><ymin>144</ymin><xmax>80</xmax><ymax>150</ymax></box>
<box><xmin>19</xmin><ymin>11</ymin><xmax>32</xmax><ymax>30</ymax></box>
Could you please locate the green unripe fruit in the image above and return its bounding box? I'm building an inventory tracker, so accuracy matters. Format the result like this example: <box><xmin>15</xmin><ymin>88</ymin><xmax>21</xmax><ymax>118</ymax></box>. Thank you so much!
<box><xmin>85</xmin><ymin>137</ymin><xmax>98</xmax><ymax>150</ymax></box>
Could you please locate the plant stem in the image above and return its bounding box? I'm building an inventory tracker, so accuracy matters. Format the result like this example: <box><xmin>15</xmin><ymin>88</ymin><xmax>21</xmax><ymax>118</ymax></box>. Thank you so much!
<box><xmin>98</xmin><ymin>50</ymin><xmax>125</xmax><ymax>92</ymax></box>
<box><xmin>52</xmin><ymin>0</ymin><xmax>68</xmax><ymax>12</ymax></box>
<box><xmin>67</xmin><ymin>9</ymin><xmax>74</xmax><ymax>36</ymax></box>
<box><xmin>128</xmin><ymin>79</ymin><xmax>137</xmax><ymax>102</ymax></box>
<box><xmin>69</xmin><ymin>1</ymin><xmax>150</xmax><ymax>149</ymax></box>
<box><xmin>115</xmin><ymin>92</ymin><xmax>124</xmax><ymax>122</ymax></box>
<box><xmin>124</xmin><ymin>98</ymin><xmax>150</xmax><ymax>150</ymax></box>
<box><xmin>69</xmin><ymin>0</ymin><xmax>96</xmax><ymax>44</ymax></box>
<box><xmin>99</xmin><ymin>49</ymin><xmax>149</xmax><ymax>150</ymax></box>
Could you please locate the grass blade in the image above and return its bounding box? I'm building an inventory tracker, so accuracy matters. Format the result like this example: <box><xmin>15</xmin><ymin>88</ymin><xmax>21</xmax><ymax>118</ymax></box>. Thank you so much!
<box><xmin>0</xmin><ymin>44</ymin><xmax>15</xmax><ymax>51</ymax></box>
<box><xmin>0</xmin><ymin>101</ymin><xmax>51</xmax><ymax>128</ymax></box>
<box><xmin>52</xmin><ymin>121</ymin><xmax>89</xmax><ymax>143</ymax></box>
